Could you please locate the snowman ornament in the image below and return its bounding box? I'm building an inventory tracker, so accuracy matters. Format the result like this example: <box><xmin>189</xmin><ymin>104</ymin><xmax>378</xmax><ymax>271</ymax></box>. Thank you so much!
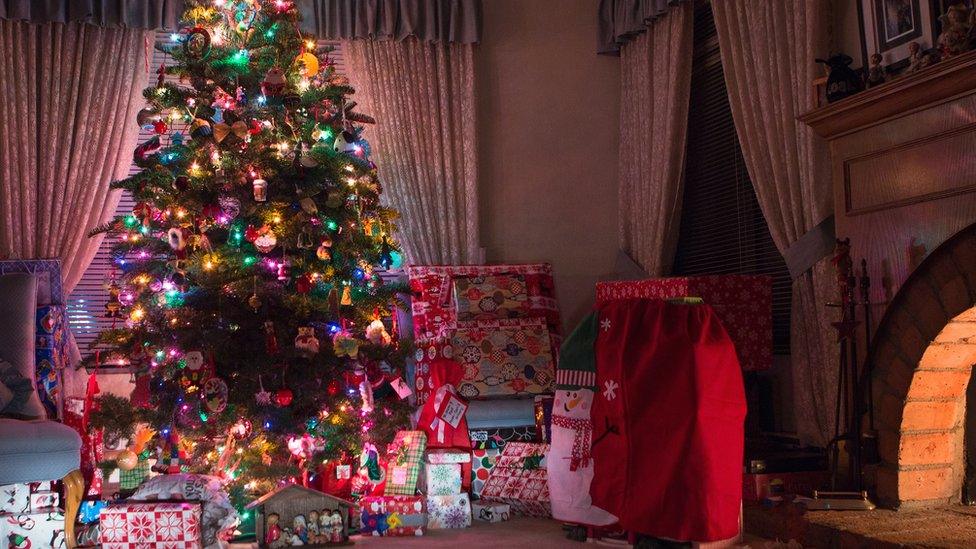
<box><xmin>547</xmin><ymin>312</ymin><xmax>617</xmax><ymax>527</ymax></box>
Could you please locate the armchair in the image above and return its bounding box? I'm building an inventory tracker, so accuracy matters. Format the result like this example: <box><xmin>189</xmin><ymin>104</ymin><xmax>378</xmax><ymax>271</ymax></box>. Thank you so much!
<box><xmin>0</xmin><ymin>273</ymin><xmax>83</xmax><ymax>548</ymax></box>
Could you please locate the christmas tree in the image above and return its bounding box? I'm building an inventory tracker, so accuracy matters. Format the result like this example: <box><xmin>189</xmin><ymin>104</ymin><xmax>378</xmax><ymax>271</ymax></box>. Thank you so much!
<box><xmin>84</xmin><ymin>0</ymin><xmax>411</xmax><ymax>500</ymax></box>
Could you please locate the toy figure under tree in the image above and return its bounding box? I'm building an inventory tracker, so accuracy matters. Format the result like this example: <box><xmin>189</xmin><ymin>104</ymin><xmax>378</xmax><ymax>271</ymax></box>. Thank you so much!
<box><xmin>83</xmin><ymin>0</ymin><xmax>412</xmax><ymax>510</ymax></box>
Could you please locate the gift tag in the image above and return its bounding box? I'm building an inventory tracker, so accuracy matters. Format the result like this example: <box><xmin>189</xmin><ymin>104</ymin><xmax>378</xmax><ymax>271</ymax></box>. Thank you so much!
<box><xmin>437</xmin><ymin>394</ymin><xmax>468</xmax><ymax>429</ymax></box>
<box><xmin>336</xmin><ymin>464</ymin><xmax>351</xmax><ymax>479</ymax></box>
<box><xmin>391</xmin><ymin>466</ymin><xmax>408</xmax><ymax>485</ymax></box>
<box><xmin>390</xmin><ymin>377</ymin><xmax>413</xmax><ymax>399</ymax></box>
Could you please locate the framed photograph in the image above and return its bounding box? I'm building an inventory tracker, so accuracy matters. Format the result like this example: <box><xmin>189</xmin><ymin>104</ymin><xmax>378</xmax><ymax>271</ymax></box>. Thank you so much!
<box><xmin>859</xmin><ymin>0</ymin><xmax>937</xmax><ymax>70</ymax></box>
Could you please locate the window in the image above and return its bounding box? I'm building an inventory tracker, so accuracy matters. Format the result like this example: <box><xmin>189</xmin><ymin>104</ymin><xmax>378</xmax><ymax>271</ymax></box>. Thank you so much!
<box><xmin>68</xmin><ymin>31</ymin><xmax>345</xmax><ymax>357</ymax></box>
<box><xmin>671</xmin><ymin>3</ymin><xmax>792</xmax><ymax>355</ymax></box>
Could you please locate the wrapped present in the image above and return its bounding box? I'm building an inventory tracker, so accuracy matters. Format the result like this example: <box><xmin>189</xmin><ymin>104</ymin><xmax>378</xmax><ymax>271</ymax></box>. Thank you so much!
<box><xmin>452</xmin><ymin>318</ymin><xmax>556</xmax><ymax>399</ymax></box>
<box><xmin>472</xmin><ymin>501</ymin><xmax>510</xmax><ymax>522</ymax></box>
<box><xmin>470</xmin><ymin>448</ymin><xmax>501</xmax><ymax>499</ymax></box>
<box><xmin>0</xmin><ymin>483</ymin><xmax>30</xmax><ymax>514</ymax></box>
<box><xmin>454</xmin><ymin>274</ymin><xmax>530</xmax><ymax>321</ymax></box>
<box><xmin>359</xmin><ymin>495</ymin><xmax>426</xmax><ymax>536</ymax></box>
<box><xmin>427</xmin><ymin>493</ymin><xmax>471</xmax><ymax>529</ymax></box>
<box><xmin>35</xmin><ymin>305</ymin><xmax>69</xmax><ymax>419</ymax></box>
<box><xmin>534</xmin><ymin>395</ymin><xmax>554</xmax><ymax>443</ymax></box>
<box><xmin>30</xmin><ymin>490</ymin><xmax>59</xmax><ymax>510</ymax></box>
<box><xmin>383</xmin><ymin>431</ymin><xmax>427</xmax><ymax>496</ymax></box>
<box><xmin>425</xmin><ymin>463</ymin><xmax>462</xmax><ymax>495</ymax></box>
<box><xmin>407</xmin><ymin>264</ymin><xmax>562</xmax><ymax>404</ymax></box>
<box><xmin>79</xmin><ymin>500</ymin><xmax>108</xmax><ymax>524</ymax></box>
<box><xmin>480</xmin><ymin>442</ymin><xmax>551</xmax><ymax>518</ymax></box>
<box><xmin>76</xmin><ymin>522</ymin><xmax>101</xmax><ymax>546</ymax></box>
<box><xmin>469</xmin><ymin>426</ymin><xmax>537</xmax><ymax>450</ymax></box>
<box><xmin>1</xmin><ymin>508</ymin><xmax>67</xmax><ymax>548</ymax></box>
<box><xmin>118</xmin><ymin>459</ymin><xmax>152</xmax><ymax>492</ymax></box>
<box><xmin>426</xmin><ymin>449</ymin><xmax>471</xmax><ymax>464</ymax></box>
<box><xmin>596</xmin><ymin>275</ymin><xmax>772</xmax><ymax>371</ymax></box>
<box><xmin>98</xmin><ymin>502</ymin><xmax>202</xmax><ymax>548</ymax></box>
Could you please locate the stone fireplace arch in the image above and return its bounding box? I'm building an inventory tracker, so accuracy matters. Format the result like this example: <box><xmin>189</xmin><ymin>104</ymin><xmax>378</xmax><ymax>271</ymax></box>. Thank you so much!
<box><xmin>872</xmin><ymin>223</ymin><xmax>976</xmax><ymax>508</ymax></box>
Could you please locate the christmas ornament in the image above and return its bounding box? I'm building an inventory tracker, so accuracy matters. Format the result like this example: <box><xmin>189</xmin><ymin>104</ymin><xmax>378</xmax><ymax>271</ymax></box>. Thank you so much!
<box><xmin>255</xmin><ymin>376</ymin><xmax>272</xmax><ymax>406</ymax></box>
<box><xmin>182</xmin><ymin>350</ymin><xmax>211</xmax><ymax>391</ymax></box>
<box><xmin>248</xmin><ymin>293</ymin><xmax>262</xmax><ymax>311</ymax></box>
<box><xmin>219</xmin><ymin>196</ymin><xmax>241</xmax><ymax>219</ymax></box>
<box><xmin>133</xmin><ymin>201</ymin><xmax>154</xmax><ymax>227</ymax></box>
<box><xmin>253</xmin><ymin>178</ymin><xmax>268</xmax><ymax>202</ymax></box>
<box><xmin>299</xmin><ymin>196</ymin><xmax>318</xmax><ymax>214</ymax></box>
<box><xmin>332</xmin><ymin>131</ymin><xmax>358</xmax><ymax>154</ymax></box>
<box><xmin>184</xmin><ymin>26</ymin><xmax>212</xmax><ymax>59</ymax></box>
<box><xmin>167</xmin><ymin>227</ymin><xmax>188</xmax><ymax>257</ymax></box>
<box><xmin>116</xmin><ymin>448</ymin><xmax>139</xmax><ymax>471</ymax></box>
<box><xmin>295</xmin><ymin>326</ymin><xmax>320</xmax><ymax>355</ymax></box>
<box><xmin>244</xmin><ymin>225</ymin><xmax>261</xmax><ymax>242</ymax></box>
<box><xmin>275</xmin><ymin>387</ymin><xmax>294</xmax><ymax>407</ymax></box>
<box><xmin>296</xmin><ymin>273</ymin><xmax>313</xmax><ymax>294</ymax></box>
<box><xmin>203</xmin><ymin>376</ymin><xmax>229</xmax><ymax>414</ymax></box>
<box><xmin>104</xmin><ymin>281</ymin><xmax>123</xmax><ymax>318</ymax></box>
<box><xmin>359</xmin><ymin>378</ymin><xmax>374</xmax><ymax>413</ymax></box>
<box><xmin>379</xmin><ymin>235</ymin><xmax>394</xmax><ymax>268</ymax></box>
<box><xmin>333</xmin><ymin>332</ymin><xmax>359</xmax><ymax>358</ymax></box>
<box><xmin>174</xmin><ymin>175</ymin><xmax>190</xmax><ymax>192</ymax></box>
<box><xmin>261</xmin><ymin>67</ymin><xmax>287</xmax><ymax>103</ymax></box>
<box><xmin>230</xmin><ymin>418</ymin><xmax>252</xmax><ymax>439</ymax></box>
<box><xmin>213</xmin><ymin>120</ymin><xmax>249</xmax><ymax>143</ymax></box>
<box><xmin>152</xmin><ymin>119</ymin><xmax>168</xmax><ymax>134</ymax></box>
<box><xmin>254</xmin><ymin>232</ymin><xmax>277</xmax><ymax>253</ymax></box>
<box><xmin>365</xmin><ymin>318</ymin><xmax>391</xmax><ymax>347</ymax></box>
<box><xmin>296</xmin><ymin>51</ymin><xmax>319</xmax><ymax>77</ymax></box>
<box><xmin>263</xmin><ymin>320</ymin><xmax>280</xmax><ymax>355</ymax></box>
<box><xmin>133</xmin><ymin>136</ymin><xmax>161</xmax><ymax>165</ymax></box>
<box><xmin>341</xmin><ymin>286</ymin><xmax>352</xmax><ymax>306</ymax></box>
<box><xmin>316</xmin><ymin>240</ymin><xmax>332</xmax><ymax>261</ymax></box>
<box><xmin>190</xmin><ymin>118</ymin><xmax>213</xmax><ymax>139</ymax></box>
<box><xmin>137</xmin><ymin>107</ymin><xmax>157</xmax><ymax>127</ymax></box>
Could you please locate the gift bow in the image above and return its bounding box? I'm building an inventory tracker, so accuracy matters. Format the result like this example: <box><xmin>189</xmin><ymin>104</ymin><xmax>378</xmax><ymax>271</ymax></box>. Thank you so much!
<box><xmin>386</xmin><ymin>512</ymin><xmax>402</xmax><ymax>529</ymax></box>
<box><xmin>522</xmin><ymin>454</ymin><xmax>543</xmax><ymax>471</ymax></box>
<box><xmin>213</xmin><ymin>120</ymin><xmax>248</xmax><ymax>142</ymax></box>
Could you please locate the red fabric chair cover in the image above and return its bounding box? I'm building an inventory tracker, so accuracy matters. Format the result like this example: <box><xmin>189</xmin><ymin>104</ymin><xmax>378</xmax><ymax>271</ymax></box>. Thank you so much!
<box><xmin>590</xmin><ymin>299</ymin><xmax>745</xmax><ymax>542</ymax></box>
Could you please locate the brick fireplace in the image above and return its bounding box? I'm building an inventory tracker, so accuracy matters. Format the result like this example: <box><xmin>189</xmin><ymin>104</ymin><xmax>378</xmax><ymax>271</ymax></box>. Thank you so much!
<box><xmin>871</xmin><ymin>224</ymin><xmax>976</xmax><ymax>507</ymax></box>
<box><xmin>801</xmin><ymin>50</ymin><xmax>976</xmax><ymax>510</ymax></box>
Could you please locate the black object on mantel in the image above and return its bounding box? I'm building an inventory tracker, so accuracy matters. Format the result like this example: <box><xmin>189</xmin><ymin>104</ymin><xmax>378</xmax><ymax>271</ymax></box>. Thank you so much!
<box><xmin>816</xmin><ymin>53</ymin><xmax>864</xmax><ymax>103</ymax></box>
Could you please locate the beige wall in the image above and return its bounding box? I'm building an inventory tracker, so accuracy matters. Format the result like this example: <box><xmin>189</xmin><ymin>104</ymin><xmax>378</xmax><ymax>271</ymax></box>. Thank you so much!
<box><xmin>477</xmin><ymin>0</ymin><xmax>620</xmax><ymax>331</ymax></box>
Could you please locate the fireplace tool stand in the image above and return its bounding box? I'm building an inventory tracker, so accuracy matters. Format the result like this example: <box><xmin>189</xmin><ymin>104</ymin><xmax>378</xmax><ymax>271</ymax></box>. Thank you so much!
<box><xmin>809</xmin><ymin>243</ymin><xmax>877</xmax><ymax>511</ymax></box>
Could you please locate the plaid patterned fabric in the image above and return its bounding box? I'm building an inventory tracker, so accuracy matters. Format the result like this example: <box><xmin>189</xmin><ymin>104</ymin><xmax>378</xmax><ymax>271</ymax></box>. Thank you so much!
<box><xmin>383</xmin><ymin>431</ymin><xmax>427</xmax><ymax>496</ymax></box>
<box><xmin>119</xmin><ymin>459</ymin><xmax>152</xmax><ymax>490</ymax></box>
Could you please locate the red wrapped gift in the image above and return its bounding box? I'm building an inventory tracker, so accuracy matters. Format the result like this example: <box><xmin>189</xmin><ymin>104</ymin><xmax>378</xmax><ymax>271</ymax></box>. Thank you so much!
<box><xmin>98</xmin><ymin>502</ymin><xmax>202</xmax><ymax>548</ymax></box>
<box><xmin>596</xmin><ymin>275</ymin><xmax>772</xmax><ymax>371</ymax></box>
<box><xmin>407</xmin><ymin>264</ymin><xmax>562</xmax><ymax>403</ymax></box>
<box><xmin>480</xmin><ymin>442</ymin><xmax>551</xmax><ymax>518</ymax></box>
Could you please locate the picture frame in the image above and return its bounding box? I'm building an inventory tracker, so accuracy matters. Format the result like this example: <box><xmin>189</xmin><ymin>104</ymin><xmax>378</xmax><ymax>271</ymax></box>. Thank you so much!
<box><xmin>858</xmin><ymin>0</ymin><xmax>937</xmax><ymax>72</ymax></box>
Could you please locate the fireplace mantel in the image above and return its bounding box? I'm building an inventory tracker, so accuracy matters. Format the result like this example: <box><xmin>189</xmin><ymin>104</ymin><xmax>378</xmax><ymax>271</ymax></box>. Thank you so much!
<box><xmin>800</xmin><ymin>50</ymin><xmax>976</xmax><ymax>310</ymax></box>
<box><xmin>800</xmin><ymin>50</ymin><xmax>976</xmax><ymax>139</ymax></box>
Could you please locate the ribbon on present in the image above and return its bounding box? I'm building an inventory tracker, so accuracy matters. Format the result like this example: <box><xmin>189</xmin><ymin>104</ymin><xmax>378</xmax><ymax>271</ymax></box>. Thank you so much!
<box><xmin>522</xmin><ymin>454</ymin><xmax>544</xmax><ymax>471</ymax></box>
<box><xmin>213</xmin><ymin>120</ymin><xmax>248</xmax><ymax>142</ymax></box>
<box><xmin>551</xmin><ymin>414</ymin><xmax>592</xmax><ymax>471</ymax></box>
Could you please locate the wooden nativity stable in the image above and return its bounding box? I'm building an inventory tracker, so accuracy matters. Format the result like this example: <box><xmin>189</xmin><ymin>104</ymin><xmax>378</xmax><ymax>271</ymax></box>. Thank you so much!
<box><xmin>246</xmin><ymin>483</ymin><xmax>356</xmax><ymax>547</ymax></box>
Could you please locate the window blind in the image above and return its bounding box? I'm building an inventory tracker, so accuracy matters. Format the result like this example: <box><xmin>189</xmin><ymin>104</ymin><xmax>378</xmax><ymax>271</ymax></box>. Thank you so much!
<box><xmin>68</xmin><ymin>31</ymin><xmax>346</xmax><ymax>357</ymax></box>
<box><xmin>671</xmin><ymin>3</ymin><xmax>792</xmax><ymax>355</ymax></box>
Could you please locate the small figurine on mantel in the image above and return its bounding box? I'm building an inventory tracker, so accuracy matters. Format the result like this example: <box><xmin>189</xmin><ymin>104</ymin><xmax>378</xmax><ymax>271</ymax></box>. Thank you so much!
<box><xmin>937</xmin><ymin>3</ymin><xmax>972</xmax><ymax>58</ymax></box>
<box><xmin>906</xmin><ymin>41</ymin><xmax>935</xmax><ymax>73</ymax></box>
<box><xmin>865</xmin><ymin>53</ymin><xmax>886</xmax><ymax>88</ymax></box>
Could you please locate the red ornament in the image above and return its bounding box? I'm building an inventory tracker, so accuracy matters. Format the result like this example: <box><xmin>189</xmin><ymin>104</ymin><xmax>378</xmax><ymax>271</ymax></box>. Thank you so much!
<box><xmin>153</xmin><ymin>120</ymin><xmax>168</xmax><ymax>134</ymax></box>
<box><xmin>327</xmin><ymin>379</ymin><xmax>340</xmax><ymax>396</ymax></box>
<box><xmin>244</xmin><ymin>225</ymin><xmax>261</xmax><ymax>242</ymax></box>
<box><xmin>249</xmin><ymin>119</ymin><xmax>263</xmax><ymax>135</ymax></box>
<box><xmin>275</xmin><ymin>388</ymin><xmax>294</xmax><ymax>407</ymax></box>
<box><xmin>296</xmin><ymin>273</ymin><xmax>312</xmax><ymax>294</ymax></box>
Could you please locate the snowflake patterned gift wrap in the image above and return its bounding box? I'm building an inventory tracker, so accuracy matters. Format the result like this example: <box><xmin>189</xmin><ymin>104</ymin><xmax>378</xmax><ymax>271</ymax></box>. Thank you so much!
<box><xmin>1</xmin><ymin>509</ymin><xmax>67</xmax><ymax>548</ymax></box>
<box><xmin>595</xmin><ymin>275</ymin><xmax>772</xmax><ymax>371</ymax></box>
<box><xmin>98</xmin><ymin>502</ymin><xmax>202</xmax><ymax>548</ymax></box>
<box><xmin>452</xmin><ymin>317</ymin><xmax>556</xmax><ymax>399</ymax></box>
<box><xmin>426</xmin><ymin>493</ymin><xmax>472</xmax><ymax>529</ymax></box>
<box><xmin>480</xmin><ymin>442</ymin><xmax>551</xmax><ymax>518</ymax></box>
<box><xmin>359</xmin><ymin>495</ymin><xmax>427</xmax><ymax>536</ymax></box>
<box><xmin>383</xmin><ymin>431</ymin><xmax>427</xmax><ymax>496</ymax></box>
<box><xmin>425</xmin><ymin>463</ymin><xmax>463</xmax><ymax>495</ymax></box>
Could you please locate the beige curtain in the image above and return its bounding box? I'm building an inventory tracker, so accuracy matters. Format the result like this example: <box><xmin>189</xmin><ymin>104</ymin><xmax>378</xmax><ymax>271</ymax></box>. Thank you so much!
<box><xmin>618</xmin><ymin>2</ymin><xmax>693</xmax><ymax>275</ymax></box>
<box><xmin>344</xmin><ymin>37</ymin><xmax>480</xmax><ymax>265</ymax></box>
<box><xmin>712</xmin><ymin>1</ymin><xmax>835</xmax><ymax>447</ymax></box>
<box><xmin>0</xmin><ymin>20</ymin><xmax>150</xmax><ymax>292</ymax></box>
